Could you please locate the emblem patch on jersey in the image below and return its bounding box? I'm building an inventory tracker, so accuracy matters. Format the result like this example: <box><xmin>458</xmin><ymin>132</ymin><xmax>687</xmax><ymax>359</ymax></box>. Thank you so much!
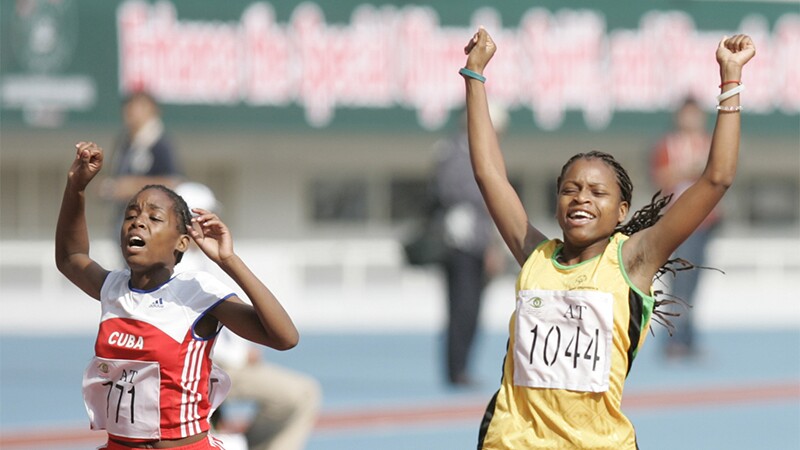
<box><xmin>522</xmin><ymin>295</ymin><xmax>545</xmax><ymax>317</ymax></box>
<box><xmin>148</xmin><ymin>298</ymin><xmax>164</xmax><ymax>309</ymax></box>
<box><xmin>528</xmin><ymin>296</ymin><xmax>543</xmax><ymax>308</ymax></box>
<box><xmin>97</xmin><ymin>362</ymin><xmax>111</xmax><ymax>377</ymax></box>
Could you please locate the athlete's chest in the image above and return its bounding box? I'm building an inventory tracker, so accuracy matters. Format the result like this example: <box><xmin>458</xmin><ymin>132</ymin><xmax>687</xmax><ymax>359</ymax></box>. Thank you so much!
<box><xmin>96</xmin><ymin>293</ymin><xmax>200</xmax><ymax>362</ymax></box>
<box><xmin>522</xmin><ymin>257</ymin><xmax>623</xmax><ymax>293</ymax></box>
<box><xmin>95</xmin><ymin>317</ymin><xmax>193</xmax><ymax>363</ymax></box>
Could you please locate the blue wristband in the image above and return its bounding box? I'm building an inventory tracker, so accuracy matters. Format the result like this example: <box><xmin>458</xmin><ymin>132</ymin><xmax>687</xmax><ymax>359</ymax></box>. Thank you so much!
<box><xmin>459</xmin><ymin>67</ymin><xmax>486</xmax><ymax>83</ymax></box>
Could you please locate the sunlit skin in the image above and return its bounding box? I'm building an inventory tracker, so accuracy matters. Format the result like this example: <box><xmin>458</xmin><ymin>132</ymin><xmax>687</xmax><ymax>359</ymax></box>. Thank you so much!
<box><xmin>556</xmin><ymin>158</ymin><xmax>629</xmax><ymax>265</ymax></box>
<box><xmin>55</xmin><ymin>139</ymin><xmax>298</xmax><ymax>351</ymax></box>
<box><xmin>120</xmin><ymin>188</ymin><xmax>190</xmax><ymax>290</ymax></box>
<box><xmin>462</xmin><ymin>27</ymin><xmax>754</xmax><ymax>296</ymax></box>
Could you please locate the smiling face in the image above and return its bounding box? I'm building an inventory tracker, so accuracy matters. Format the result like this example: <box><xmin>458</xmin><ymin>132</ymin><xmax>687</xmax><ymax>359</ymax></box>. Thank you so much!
<box><xmin>120</xmin><ymin>187</ymin><xmax>190</xmax><ymax>273</ymax></box>
<box><xmin>556</xmin><ymin>158</ymin><xmax>629</xmax><ymax>249</ymax></box>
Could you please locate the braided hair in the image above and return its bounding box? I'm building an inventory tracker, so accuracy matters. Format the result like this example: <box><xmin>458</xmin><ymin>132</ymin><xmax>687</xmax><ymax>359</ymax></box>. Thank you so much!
<box><xmin>557</xmin><ymin>150</ymin><xmax>673</xmax><ymax>236</ymax></box>
<box><xmin>134</xmin><ymin>184</ymin><xmax>192</xmax><ymax>264</ymax></box>
<box><xmin>557</xmin><ymin>151</ymin><xmax>702</xmax><ymax>334</ymax></box>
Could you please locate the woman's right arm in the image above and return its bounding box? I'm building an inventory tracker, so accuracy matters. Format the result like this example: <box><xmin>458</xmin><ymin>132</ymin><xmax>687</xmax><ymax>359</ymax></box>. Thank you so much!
<box><xmin>55</xmin><ymin>142</ymin><xmax>110</xmax><ymax>300</ymax></box>
<box><xmin>463</xmin><ymin>27</ymin><xmax>546</xmax><ymax>265</ymax></box>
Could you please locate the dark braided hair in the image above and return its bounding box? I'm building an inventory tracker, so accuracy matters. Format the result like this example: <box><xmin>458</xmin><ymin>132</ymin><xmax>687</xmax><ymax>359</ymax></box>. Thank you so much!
<box><xmin>134</xmin><ymin>184</ymin><xmax>192</xmax><ymax>264</ymax></box>
<box><xmin>557</xmin><ymin>151</ymin><xmax>703</xmax><ymax>334</ymax></box>
<box><xmin>557</xmin><ymin>150</ymin><xmax>673</xmax><ymax>236</ymax></box>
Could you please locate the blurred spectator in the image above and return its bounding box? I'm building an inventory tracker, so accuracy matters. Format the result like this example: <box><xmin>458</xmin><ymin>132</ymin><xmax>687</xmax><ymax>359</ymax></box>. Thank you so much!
<box><xmin>650</xmin><ymin>97</ymin><xmax>720</xmax><ymax>359</ymax></box>
<box><xmin>433</xmin><ymin>105</ymin><xmax>508</xmax><ymax>387</ymax></box>
<box><xmin>212</xmin><ymin>328</ymin><xmax>321</xmax><ymax>450</ymax></box>
<box><xmin>101</xmin><ymin>91</ymin><xmax>183</xmax><ymax>240</ymax></box>
<box><xmin>175</xmin><ymin>182</ymin><xmax>322</xmax><ymax>450</ymax></box>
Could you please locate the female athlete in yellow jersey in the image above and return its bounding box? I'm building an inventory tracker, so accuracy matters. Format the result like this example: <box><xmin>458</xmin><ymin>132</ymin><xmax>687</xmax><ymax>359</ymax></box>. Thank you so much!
<box><xmin>459</xmin><ymin>27</ymin><xmax>755</xmax><ymax>449</ymax></box>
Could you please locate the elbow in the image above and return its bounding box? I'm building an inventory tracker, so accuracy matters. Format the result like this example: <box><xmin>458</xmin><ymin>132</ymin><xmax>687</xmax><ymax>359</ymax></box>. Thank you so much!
<box><xmin>707</xmin><ymin>175</ymin><xmax>735</xmax><ymax>192</ymax></box>
<box><xmin>54</xmin><ymin>252</ymin><xmax>69</xmax><ymax>276</ymax></box>
<box><xmin>273</xmin><ymin>330</ymin><xmax>299</xmax><ymax>351</ymax></box>
<box><xmin>473</xmin><ymin>165</ymin><xmax>491</xmax><ymax>186</ymax></box>
<box><xmin>474</xmin><ymin>173</ymin><xmax>491</xmax><ymax>196</ymax></box>
<box><xmin>704</xmin><ymin>168</ymin><xmax>736</xmax><ymax>191</ymax></box>
<box><xmin>274</xmin><ymin>340</ymin><xmax>298</xmax><ymax>351</ymax></box>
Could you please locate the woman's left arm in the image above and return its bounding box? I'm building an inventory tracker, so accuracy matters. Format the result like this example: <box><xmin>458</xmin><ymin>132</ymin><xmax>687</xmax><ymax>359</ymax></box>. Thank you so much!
<box><xmin>190</xmin><ymin>209</ymin><xmax>299</xmax><ymax>350</ymax></box>
<box><xmin>626</xmin><ymin>35</ymin><xmax>756</xmax><ymax>282</ymax></box>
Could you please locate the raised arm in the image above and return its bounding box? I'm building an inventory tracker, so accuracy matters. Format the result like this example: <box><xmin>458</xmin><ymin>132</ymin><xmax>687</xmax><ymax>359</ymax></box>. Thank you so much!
<box><xmin>189</xmin><ymin>209</ymin><xmax>299</xmax><ymax>350</ymax></box>
<box><xmin>463</xmin><ymin>27</ymin><xmax>546</xmax><ymax>265</ymax></box>
<box><xmin>55</xmin><ymin>142</ymin><xmax>111</xmax><ymax>300</ymax></box>
<box><xmin>626</xmin><ymin>35</ymin><xmax>756</xmax><ymax>283</ymax></box>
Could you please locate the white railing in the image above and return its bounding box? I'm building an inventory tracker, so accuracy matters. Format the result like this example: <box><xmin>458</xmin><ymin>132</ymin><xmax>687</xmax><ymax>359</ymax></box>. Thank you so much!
<box><xmin>1</xmin><ymin>236</ymin><xmax>798</xmax><ymax>333</ymax></box>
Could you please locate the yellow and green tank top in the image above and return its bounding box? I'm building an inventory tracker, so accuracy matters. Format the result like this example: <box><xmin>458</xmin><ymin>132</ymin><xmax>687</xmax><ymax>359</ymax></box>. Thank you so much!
<box><xmin>479</xmin><ymin>233</ymin><xmax>654</xmax><ymax>449</ymax></box>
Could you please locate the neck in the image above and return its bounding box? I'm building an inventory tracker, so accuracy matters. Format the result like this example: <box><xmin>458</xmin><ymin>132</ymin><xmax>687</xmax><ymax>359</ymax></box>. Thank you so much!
<box><xmin>558</xmin><ymin>238</ymin><xmax>610</xmax><ymax>265</ymax></box>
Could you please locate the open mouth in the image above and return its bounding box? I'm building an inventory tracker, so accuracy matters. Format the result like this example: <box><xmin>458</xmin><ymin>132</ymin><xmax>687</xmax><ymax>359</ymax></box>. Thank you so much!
<box><xmin>567</xmin><ymin>210</ymin><xmax>595</xmax><ymax>224</ymax></box>
<box><xmin>127</xmin><ymin>236</ymin><xmax>146</xmax><ymax>248</ymax></box>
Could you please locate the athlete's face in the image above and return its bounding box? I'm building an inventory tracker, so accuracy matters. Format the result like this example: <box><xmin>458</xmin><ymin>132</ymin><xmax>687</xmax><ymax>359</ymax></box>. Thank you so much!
<box><xmin>556</xmin><ymin>158</ymin><xmax>628</xmax><ymax>248</ymax></box>
<box><xmin>120</xmin><ymin>188</ymin><xmax>189</xmax><ymax>271</ymax></box>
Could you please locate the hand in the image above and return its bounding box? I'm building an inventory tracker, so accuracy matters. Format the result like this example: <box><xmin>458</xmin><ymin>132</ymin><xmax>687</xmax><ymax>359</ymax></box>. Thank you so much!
<box><xmin>69</xmin><ymin>141</ymin><xmax>103</xmax><ymax>190</ymax></box>
<box><xmin>716</xmin><ymin>34</ymin><xmax>755</xmax><ymax>77</ymax></box>
<box><xmin>189</xmin><ymin>209</ymin><xmax>235</xmax><ymax>265</ymax></box>
<box><xmin>463</xmin><ymin>26</ymin><xmax>496</xmax><ymax>75</ymax></box>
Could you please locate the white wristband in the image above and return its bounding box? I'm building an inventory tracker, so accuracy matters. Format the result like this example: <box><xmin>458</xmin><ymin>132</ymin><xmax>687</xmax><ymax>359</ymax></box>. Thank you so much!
<box><xmin>717</xmin><ymin>84</ymin><xmax>745</xmax><ymax>103</ymax></box>
<box><xmin>716</xmin><ymin>105</ymin><xmax>742</xmax><ymax>112</ymax></box>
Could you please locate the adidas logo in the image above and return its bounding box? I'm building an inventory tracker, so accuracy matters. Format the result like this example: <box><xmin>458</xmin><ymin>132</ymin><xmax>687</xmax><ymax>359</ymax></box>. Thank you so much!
<box><xmin>148</xmin><ymin>298</ymin><xmax>164</xmax><ymax>308</ymax></box>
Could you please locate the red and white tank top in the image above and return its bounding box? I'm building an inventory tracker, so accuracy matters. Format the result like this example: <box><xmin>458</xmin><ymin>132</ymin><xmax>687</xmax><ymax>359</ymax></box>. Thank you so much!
<box><xmin>83</xmin><ymin>270</ymin><xmax>234</xmax><ymax>441</ymax></box>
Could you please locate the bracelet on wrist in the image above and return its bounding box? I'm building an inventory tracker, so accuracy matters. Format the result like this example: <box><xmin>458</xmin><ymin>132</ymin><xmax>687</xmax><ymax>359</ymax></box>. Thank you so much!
<box><xmin>716</xmin><ymin>105</ymin><xmax>742</xmax><ymax>113</ymax></box>
<box><xmin>459</xmin><ymin>67</ymin><xmax>486</xmax><ymax>83</ymax></box>
<box><xmin>719</xmin><ymin>80</ymin><xmax>741</xmax><ymax>88</ymax></box>
<box><xmin>716</xmin><ymin>83</ymin><xmax>745</xmax><ymax>103</ymax></box>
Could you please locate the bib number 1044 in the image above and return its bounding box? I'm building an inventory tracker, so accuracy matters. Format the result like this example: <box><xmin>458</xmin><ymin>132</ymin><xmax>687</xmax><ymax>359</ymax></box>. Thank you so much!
<box><xmin>528</xmin><ymin>325</ymin><xmax>601</xmax><ymax>371</ymax></box>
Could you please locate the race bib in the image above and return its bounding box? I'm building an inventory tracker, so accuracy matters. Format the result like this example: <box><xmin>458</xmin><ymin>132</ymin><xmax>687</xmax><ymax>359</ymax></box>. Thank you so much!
<box><xmin>513</xmin><ymin>290</ymin><xmax>614</xmax><ymax>393</ymax></box>
<box><xmin>82</xmin><ymin>357</ymin><xmax>161</xmax><ymax>439</ymax></box>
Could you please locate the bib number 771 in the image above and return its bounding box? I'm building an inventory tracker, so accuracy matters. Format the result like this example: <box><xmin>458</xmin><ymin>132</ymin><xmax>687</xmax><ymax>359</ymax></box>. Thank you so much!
<box><xmin>82</xmin><ymin>357</ymin><xmax>162</xmax><ymax>439</ymax></box>
<box><xmin>102</xmin><ymin>380</ymin><xmax>136</xmax><ymax>424</ymax></box>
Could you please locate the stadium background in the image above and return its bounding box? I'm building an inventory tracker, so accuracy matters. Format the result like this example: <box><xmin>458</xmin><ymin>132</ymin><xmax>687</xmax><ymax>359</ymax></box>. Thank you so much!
<box><xmin>1</xmin><ymin>1</ymin><xmax>798</xmax><ymax>449</ymax></box>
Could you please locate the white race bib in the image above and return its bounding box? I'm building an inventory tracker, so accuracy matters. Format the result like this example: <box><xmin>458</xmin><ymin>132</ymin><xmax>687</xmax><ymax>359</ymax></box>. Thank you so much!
<box><xmin>513</xmin><ymin>290</ymin><xmax>614</xmax><ymax>393</ymax></box>
<box><xmin>82</xmin><ymin>357</ymin><xmax>161</xmax><ymax>439</ymax></box>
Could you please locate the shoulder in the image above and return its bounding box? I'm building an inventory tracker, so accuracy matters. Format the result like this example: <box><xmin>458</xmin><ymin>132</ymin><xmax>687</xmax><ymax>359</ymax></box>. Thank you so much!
<box><xmin>153</xmin><ymin>133</ymin><xmax>173</xmax><ymax>148</ymax></box>
<box><xmin>101</xmin><ymin>269</ymin><xmax>131</xmax><ymax>291</ymax></box>
<box><xmin>538</xmin><ymin>238</ymin><xmax>559</xmax><ymax>254</ymax></box>
<box><xmin>98</xmin><ymin>269</ymin><xmax>131</xmax><ymax>303</ymax></box>
<box><xmin>172</xmin><ymin>269</ymin><xmax>219</xmax><ymax>286</ymax></box>
<box><xmin>170</xmin><ymin>270</ymin><xmax>235</xmax><ymax>298</ymax></box>
<box><xmin>610</xmin><ymin>232</ymin><xmax>628</xmax><ymax>248</ymax></box>
<box><xmin>522</xmin><ymin>238</ymin><xmax>558</xmax><ymax>265</ymax></box>
<box><xmin>650</xmin><ymin>135</ymin><xmax>673</xmax><ymax>162</ymax></box>
<box><xmin>605</xmin><ymin>233</ymin><xmax>629</xmax><ymax>265</ymax></box>
<box><xmin>150</xmin><ymin>134</ymin><xmax>176</xmax><ymax>159</ymax></box>
<box><xmin>616</xmin><ymin>232</ymin><xmax>656</xmax><ymax>294</ymax></box>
